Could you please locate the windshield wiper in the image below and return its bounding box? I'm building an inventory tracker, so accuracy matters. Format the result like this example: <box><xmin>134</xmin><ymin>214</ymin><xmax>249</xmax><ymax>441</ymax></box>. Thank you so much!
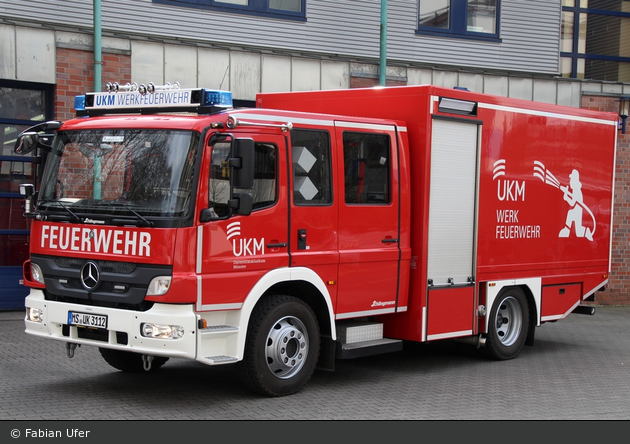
<box><xmin>39</xmin><ymin>200</ymin><xmax>83</xmax><ymax>223</ymax></box>
<box><xmin>99</xmin><ymin>201</ymin><xmax>154</xmax><ymax>227</ymax></box>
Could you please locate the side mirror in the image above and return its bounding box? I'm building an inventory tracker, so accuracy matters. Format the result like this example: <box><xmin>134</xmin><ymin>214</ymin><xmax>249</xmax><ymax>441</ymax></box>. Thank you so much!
<box><xmin>199</xmin><ymin>208</ymin><xmax>214</xmax><ymax>223</ymax></box>
<box><xmin>229</xmin><ymin>138</ymin><xmax>254</xmax><ymax>189</ymax></box>
<box><xmin>229</xmin><ymin>193</ymin><xmax>253</xmax><ymax>216</ymax></box>
<box><xmin>14</xmin><ymin>133</ymin><xmax>38</xmax><ymax>155</ymax></box>
<box><xmin>14</xmin><ymin>121</ymin><xmax>63</xmax><ymax>155</ymax></box>
<box><xmin>199</xmin><ymin>193</ymin><xmax>252</xmax><ymax>222</ymax></box>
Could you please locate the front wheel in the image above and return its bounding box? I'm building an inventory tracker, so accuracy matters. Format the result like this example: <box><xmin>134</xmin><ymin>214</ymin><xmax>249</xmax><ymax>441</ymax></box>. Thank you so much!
<box><xmin>482</xmin><ymin>287</ymin><xmax>529</xmax><ymax>360</ymax></box>
<box><xmin>237</xmin><ymin>295</ymin><xmax>320</xmax><ymax>397</ymax></box>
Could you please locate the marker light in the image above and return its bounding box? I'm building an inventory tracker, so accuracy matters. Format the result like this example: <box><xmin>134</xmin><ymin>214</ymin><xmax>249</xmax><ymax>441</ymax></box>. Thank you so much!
<box><xmin>30</xmin><ymin>262</ymin><xmax>44</xmax><ymax>285</ymax></box>
<box><xmin>141</xmin><ymin>322</ymin><xmax>184</xmax><ymax>340</ymax></box>
<box><xmin>146</xmin><ymin>276</ymin><xmax>172</xmax><ymax>296</ymax></box>
<box><xmin>26</xmin><ymin>307</ymin><xmax>43</xmax><ymax>323</ymax></box>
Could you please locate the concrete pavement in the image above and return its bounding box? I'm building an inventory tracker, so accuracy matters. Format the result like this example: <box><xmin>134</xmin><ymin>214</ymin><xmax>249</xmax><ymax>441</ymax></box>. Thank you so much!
<box><xmin>1</xmin><ymin>306</ymin><xmax>629</xmax><ymax>420</ymax></box>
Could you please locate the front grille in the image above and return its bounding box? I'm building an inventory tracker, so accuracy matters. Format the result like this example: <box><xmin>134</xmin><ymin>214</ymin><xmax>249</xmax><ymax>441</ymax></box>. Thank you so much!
<box><xmin>33</xmin><ymin>254</ymin><xmax>171</xmax><ymax>311</ymax></box>
<box><xmin>58</xmin><ymin>278</ymin><xmax>129</xmax><ymax>293</ymax></box>
<box><xmin>54</xmin><ymin>257</ymin><xmax>137</xmax><ymax>274</ymax></box>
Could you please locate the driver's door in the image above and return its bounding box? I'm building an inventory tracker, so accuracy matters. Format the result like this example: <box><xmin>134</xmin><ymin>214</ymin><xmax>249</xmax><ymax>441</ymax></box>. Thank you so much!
<box><xmin>198</xmin><ymin>133</ymin><xmax>289</xmax><ymax>311</ymax></box>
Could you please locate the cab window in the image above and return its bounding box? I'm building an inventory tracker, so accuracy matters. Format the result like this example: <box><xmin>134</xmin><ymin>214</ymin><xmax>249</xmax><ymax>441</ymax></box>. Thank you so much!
<box><xmin>209</xmin><ymin>141</ymin><xmax>277</xmax><ymax>217</ymax></box>
<box><xmin>290</xmin><ymin>129</ymin><xmax>332</xmax><ymax>206</ymax></box>
<box><xmin>343</xmin><ymin>132</ymin><xmax>391</xmax><ymax>204</ymax></box>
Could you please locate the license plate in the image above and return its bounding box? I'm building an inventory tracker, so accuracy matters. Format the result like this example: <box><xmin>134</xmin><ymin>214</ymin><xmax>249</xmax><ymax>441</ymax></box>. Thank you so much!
<box><xmin>68</xmin><ymin>311</ymin><xmax>108</xmax><ymax>329</ymax></box>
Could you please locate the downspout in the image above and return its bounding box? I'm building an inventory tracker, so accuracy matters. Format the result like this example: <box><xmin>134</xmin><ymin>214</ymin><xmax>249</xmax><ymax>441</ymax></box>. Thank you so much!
<box><xmin>379</xmin><ymin>0</ymin><xmax>387</xmax><ymax>86</ymax></box>
<box><xmin>93</xmin><ymin>0</ymin><xmax>102</xmax><ymax>199</ymax></box>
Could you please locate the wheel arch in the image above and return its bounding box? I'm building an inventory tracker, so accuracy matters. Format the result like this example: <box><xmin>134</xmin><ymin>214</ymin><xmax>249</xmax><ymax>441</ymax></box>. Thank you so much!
<box><xmin>235</xmin><ymin>267</ymin><xmax>336</xmax><ymax>360</ymax></box>
<box><xmin>262</xmin><ymin>279</ymin><xmax>334</xmax><ymax>342</ymax></box>
<box><xmin>483</xmin><ymin>278</ymin><xmax>541</xmax><ymax>335</ymax></box>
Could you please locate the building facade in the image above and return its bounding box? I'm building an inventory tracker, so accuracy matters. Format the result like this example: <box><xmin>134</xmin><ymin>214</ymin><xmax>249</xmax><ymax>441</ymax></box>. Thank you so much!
<box><xmin>1</xmin><ymin>0</ymin><xmax>629</xmax><ymax>308</ymax></box>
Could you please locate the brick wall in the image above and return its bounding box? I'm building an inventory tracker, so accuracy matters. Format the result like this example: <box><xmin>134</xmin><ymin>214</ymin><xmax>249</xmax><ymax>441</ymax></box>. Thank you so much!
<box><xmin>582</xmin><ymin>95</ymin><xmax>630</xmax><ymax>305</ymax></box>
<box><xmin>55</xmin><ymin>48</ymin><xmax>131</xmax><ymax>120</ymax></box>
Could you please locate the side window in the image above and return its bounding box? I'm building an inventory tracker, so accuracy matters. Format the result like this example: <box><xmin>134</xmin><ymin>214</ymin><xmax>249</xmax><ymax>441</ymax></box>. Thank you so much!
<box><xmin>209</xmin><ymin>141</ymin><xmax>277</xmax><ymax>217</ymax></box>
<box><xmin>153</xmin><ymin>0</ymin><xmax>306</xmax><ymax>20</ymax></box>
<box><xmin>418</xmin><ymin>0</ymin><xmax>500</xmax><ymax>39</ymax></box>
<box><xmin>343</xmin><ymin>132</ymin><xmax>390</xmax><ymax>205</ymax></box>
<box><xmin>291</xmin><ymin>129</ymin><xmax>332</xmax><ymax>205</ymax></box>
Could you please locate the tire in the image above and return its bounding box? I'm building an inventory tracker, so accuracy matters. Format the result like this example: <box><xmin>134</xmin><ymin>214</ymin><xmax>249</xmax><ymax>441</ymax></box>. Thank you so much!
<box><xmin>237</xmin><ymin>295</ymin><xmax>320</xmax><ymax>397</ymax></box>
<box><xmin>482</xmin><ymin>287</ymin><xmax>529</xmax><ymax>360</ymax></box>
<box><xmin>98</xmin><ymin>348</ymin><xmax>168</xmax><ymax>373</ymax></box>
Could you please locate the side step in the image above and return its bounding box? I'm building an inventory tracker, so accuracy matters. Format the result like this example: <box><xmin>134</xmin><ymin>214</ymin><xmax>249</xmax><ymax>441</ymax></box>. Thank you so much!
<box><xmin>336</xmin><ymin>321</ymin><xmax>403</xmax><ymax>359</ymax></box>
<box><xmin>203</xmin><ymin>355</ymin><xmax>238</xmax><ymax>364</ymax></box>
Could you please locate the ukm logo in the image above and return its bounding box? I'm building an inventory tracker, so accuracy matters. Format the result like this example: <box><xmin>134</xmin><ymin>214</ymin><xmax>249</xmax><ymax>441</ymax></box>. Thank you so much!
<box><xmin>227</xmin><ymin>222</ymin><xmax>265</xmax><ymax>256</ymax></box>
<box><xmin>493</xmin><ymin>159</ymin><xmax>525</xmax><ymax>201</ymax></box>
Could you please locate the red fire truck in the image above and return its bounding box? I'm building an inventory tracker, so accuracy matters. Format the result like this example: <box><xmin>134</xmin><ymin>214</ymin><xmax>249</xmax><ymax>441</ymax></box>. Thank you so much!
<box><xmin>15</xmin><ymin>83</ymin><xmax>618</xmax><ymax>396</ymax></box>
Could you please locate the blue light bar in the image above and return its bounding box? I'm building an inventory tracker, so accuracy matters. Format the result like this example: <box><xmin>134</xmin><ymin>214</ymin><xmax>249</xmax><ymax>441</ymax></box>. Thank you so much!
<box><xmin>75</xmin><ymin>85</ymin><xmax>234</xmax><ymax>117</ymax></box>
<box><xmin>74</xmin><ymin>95</ymin><xmax>86</xmax><ymax>112</ymax></box>
<box><xmin>202</xmin><ymin>90</ymin><xmax>233</xmax><ymax>108</ymax></box>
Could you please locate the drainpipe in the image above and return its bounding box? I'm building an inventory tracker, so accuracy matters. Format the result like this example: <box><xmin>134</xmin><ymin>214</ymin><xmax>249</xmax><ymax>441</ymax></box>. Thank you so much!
<box><xmin>94</xmin><ymin>0</ymin><xmax>102</xmax><ymax>92</ymax></box>
<box><xmin>379</xmin><ymin>0</ymin><xmax>387</xmax><ymax>86</ymax></box>
<box><xmin>93</xmin><ymin>0</ymin><xmax>102</xmax><ymax>199</ymax></box>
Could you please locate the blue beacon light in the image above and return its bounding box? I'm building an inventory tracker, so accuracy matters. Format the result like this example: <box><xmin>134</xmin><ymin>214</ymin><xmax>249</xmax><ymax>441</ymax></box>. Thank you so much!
<box><xmin>202</xmin><ymin>89</ymin><xmax>233</xmax><ymax>107</ymax></box>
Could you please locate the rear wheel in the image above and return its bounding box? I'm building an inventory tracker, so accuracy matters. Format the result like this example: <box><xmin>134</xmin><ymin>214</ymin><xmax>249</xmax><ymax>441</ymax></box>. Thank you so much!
<box><xmin>237</xmin><ymin>295</ymin><xmax>320</xmax><ymax>396</ymax></box>
<box><xmin>483</xmin><ymin>287</ymin><xmax>529</xmax><ymax>360</ymax></box>
<box><xmin>98</xmin><ymin>348</ymin><xmax>168</xmax><ymax>373</ymax></box>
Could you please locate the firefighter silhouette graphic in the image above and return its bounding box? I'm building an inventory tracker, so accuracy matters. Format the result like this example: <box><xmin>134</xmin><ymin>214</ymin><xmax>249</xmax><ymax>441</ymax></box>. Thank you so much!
<box><xmin>559</xmin><ymin>169</ymin><xmax>593</xmax><ymax>240</ymax></box>
<box><xmin>533</xmin><ymin>163</ymin><xmax>595</xmax><ymax>242</ymax></box>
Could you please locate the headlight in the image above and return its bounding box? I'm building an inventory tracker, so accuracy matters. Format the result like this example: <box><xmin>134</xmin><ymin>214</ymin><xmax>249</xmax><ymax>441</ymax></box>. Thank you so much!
<box><xmin>141</xmin><ymin>322</ymin><xmax>184</xmax><ymax>340</ymax></box>
<box><xmin>31</xmin><ymin>262</ymin><xmax>44</xmax><ymax>284</ymax></box>
<box><xmin>26</xmin><ymin>307</ymin><xmax>43</xmax><ymax>323</ymax></box>
<box><xmin>146</xmin><ymin>276</ymin><xmax>171</xmax><ymax>296</ymax></box>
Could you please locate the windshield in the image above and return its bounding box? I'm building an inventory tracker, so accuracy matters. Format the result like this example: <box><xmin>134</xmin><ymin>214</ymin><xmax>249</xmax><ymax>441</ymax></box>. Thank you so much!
<box><xmin>38</xmin><ymin>129</ymin><xmax>200</xmax><ymax>219</ymax></box>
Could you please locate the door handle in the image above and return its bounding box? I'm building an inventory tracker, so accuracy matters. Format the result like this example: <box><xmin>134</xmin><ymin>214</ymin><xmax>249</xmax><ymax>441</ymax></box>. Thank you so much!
<box><xmin>298</xmin><ymin>229</ymin><xmax>308</xmax><ymax>250</ymax></box>
<box><xmin>382</xmin><ymin>238</ymin><xmax>398</xmax><ymax>243</ymax></box>
<box><xmin>266</xmin><ymin>242</ymin><xmax>288</xmax><ymax>248</ymax></box>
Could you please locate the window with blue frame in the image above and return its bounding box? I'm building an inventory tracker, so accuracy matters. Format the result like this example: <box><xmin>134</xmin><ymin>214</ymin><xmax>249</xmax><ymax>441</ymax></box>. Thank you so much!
<box><xmin>561</xmin><ymin>0</ymin><xmax>630</xmax><ymax>82</ymax></box>
<box><xmin>153</xmin><ymin>0</ymin><xmax>306</xmax><ymax>20</ymax></box>
<box><xmin>417</xmin><ymin>0</ymin><xmax>500</xmax><ymax>40</ymax></box>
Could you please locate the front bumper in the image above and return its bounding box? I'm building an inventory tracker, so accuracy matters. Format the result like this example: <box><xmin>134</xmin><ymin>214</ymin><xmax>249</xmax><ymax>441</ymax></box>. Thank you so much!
<box><xmin>24</xmin><ymin>289</ymin><xmax>198</xmax><ymax>359</ymax></box>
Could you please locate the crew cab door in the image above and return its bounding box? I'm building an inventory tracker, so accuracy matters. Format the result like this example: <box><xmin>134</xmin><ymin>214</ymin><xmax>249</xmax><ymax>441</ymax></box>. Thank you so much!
<box><xmin>334</xmin><ymin>122</ymin><xmax>402</xmax><ymax>318</ymax></box>
<box><xmin>288</xmin><ymin>128</ymin><xmax>339</xmax><ymax>306</ymax></box>
<box><xmin>198</xmin><ymin>133</ymin><xmax>289</xmax><ymax>311</ymax></box>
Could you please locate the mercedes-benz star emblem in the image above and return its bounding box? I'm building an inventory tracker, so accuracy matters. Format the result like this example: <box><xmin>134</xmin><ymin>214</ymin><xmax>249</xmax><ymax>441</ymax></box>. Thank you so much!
<box><xmin>80</xmin><ymin>261</ymin><xmax>100</xmax><ymax>291</ymax></box>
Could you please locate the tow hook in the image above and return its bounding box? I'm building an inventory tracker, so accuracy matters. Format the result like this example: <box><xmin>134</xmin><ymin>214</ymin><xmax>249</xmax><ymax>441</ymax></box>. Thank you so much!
<box><xmin>66</xmin><ymin>343</ymin><xmax>79</xmax><ymax>358</ymax></box>
<box><xmin>142</xmin><ymin>355</ymin><xmax>154</xmax><ymax>372</ymax></box>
